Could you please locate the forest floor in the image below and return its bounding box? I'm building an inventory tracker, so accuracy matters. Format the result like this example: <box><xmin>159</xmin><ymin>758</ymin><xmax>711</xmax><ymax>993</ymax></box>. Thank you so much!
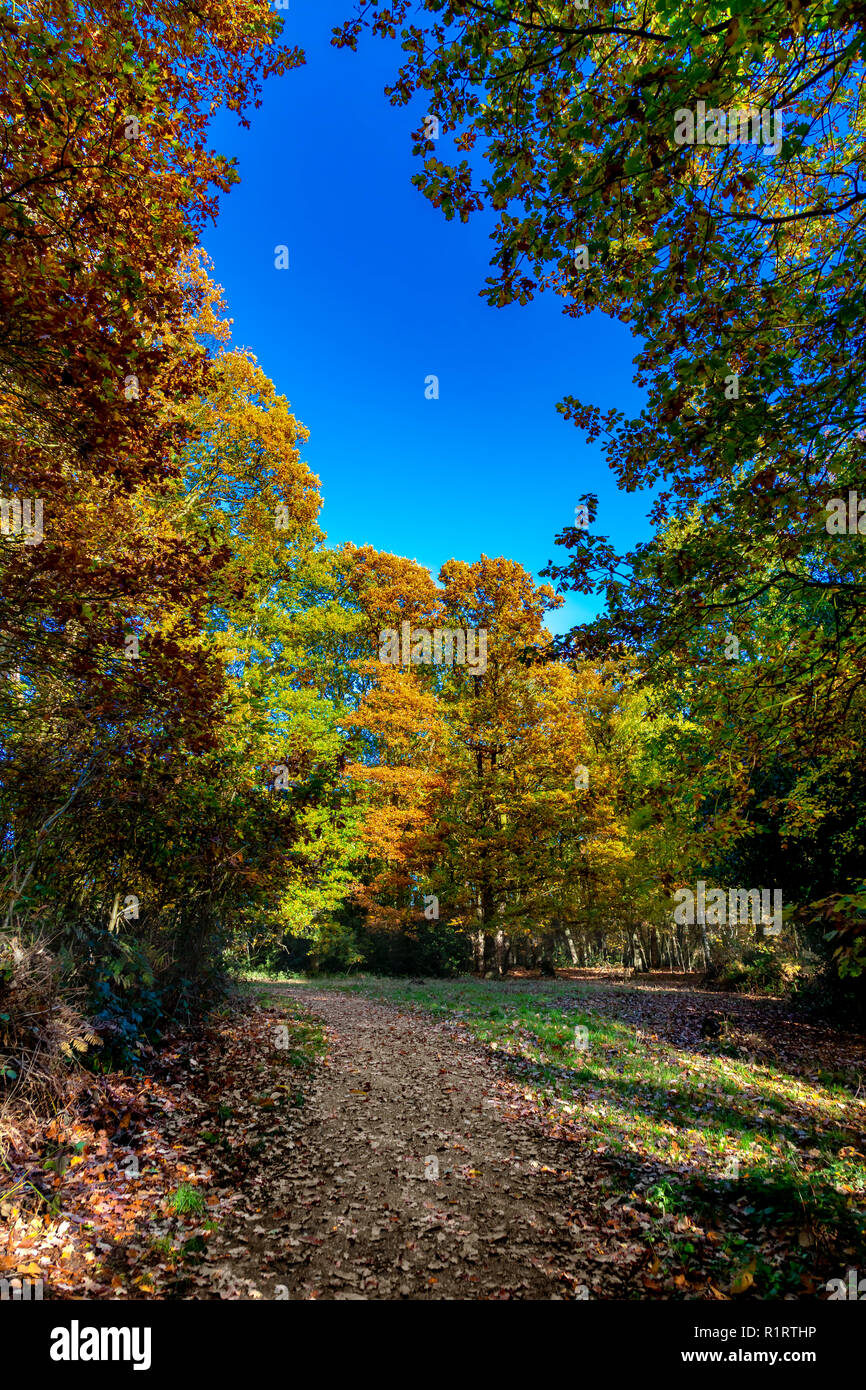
<box><xmin>2</xmin><ymin>972</ymin><xmax>865</xmax><ymax>1299</ymax></box>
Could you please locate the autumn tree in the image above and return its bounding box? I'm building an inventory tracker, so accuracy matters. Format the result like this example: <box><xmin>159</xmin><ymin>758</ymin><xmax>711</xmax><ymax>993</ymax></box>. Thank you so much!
<box><xmin>1</xmin><ymin>0</ymin><xmax>303</xmax><ymax>778</ymax></box>
<box><xmin>344</xmin><ymin>550</ymin><xmax>632</xmax><ymax>974</ymax></box>
<box><xmin>0</xmin><ymin>0</ymin><xmax>332</xmax><ymax>1038</ymax></box>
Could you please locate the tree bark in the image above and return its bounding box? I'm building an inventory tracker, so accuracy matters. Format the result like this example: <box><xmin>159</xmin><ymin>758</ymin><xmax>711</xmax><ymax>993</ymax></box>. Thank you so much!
<box><xmin>494</xmin><ymin>928</ymin><xmax>509</xmax><ymax>977</ymax></box>
<box><xmin>473</xmin><ymin>929</ymin><xmax>485</xmax><ymax>974</ymax></box>
<box><xmin>649</xmin><ymin>925</ymin><xmax>661</xmax><ymax>970</ymax></box>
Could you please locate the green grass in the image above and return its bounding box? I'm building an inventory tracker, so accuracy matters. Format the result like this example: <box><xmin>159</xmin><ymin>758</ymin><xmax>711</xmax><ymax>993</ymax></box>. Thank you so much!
<box><xmin>169</xmin><ymin>1183</ymin><xmax>206</xmax><ymax>1217</ymax></box>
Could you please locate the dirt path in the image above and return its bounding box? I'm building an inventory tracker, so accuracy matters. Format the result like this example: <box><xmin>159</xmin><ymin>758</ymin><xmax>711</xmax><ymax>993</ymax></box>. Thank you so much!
<box><xmin>201</xmin><ymin>986</ymin><xmax>645</xmax><ymax>1300</ymax></box>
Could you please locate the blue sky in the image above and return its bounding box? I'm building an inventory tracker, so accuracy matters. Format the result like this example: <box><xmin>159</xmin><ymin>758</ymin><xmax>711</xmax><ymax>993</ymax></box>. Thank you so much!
<box><xmin>202</xmin><ymin>3</ymin><xmax>652</xmax><ymax>635</ymax></box>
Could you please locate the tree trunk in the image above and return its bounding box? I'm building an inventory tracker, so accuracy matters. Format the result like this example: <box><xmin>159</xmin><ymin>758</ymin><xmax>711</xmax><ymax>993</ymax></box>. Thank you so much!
<box><xmin>108</xmin><ymin>891</ymin><xmax>122</xmax><ymax>933</ymax></box>
<box><xmin>701</xmin><ymin>921</ymin><xmax>711</xmax><ymax>970</ymax></box>
<box><xmin>648</xmin><ymin>926</ymin><xmax>661</xmax><ymax>970</ymax></box>
<box><xmin>494</xmin><ymin>929</ymin><xmax>509</xmax><ymax>978</ymax></box>
<box><xmin>473</xmin><ymin>930</ymin><xmax>485</xmax><ymax>974</ymax></box>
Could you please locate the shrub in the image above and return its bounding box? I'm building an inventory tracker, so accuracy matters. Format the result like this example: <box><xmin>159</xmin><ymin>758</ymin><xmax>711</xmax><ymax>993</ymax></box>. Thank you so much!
<box><xmin>55</xmin><ymin>924</ymin><xmax>168</xmax><ymax>1067</ymax></box>
<box><xmin>308</xmin><ymin>919</ymin><xmax>364</xmax><ymax>974</ymax></box>
<box><xmin>716</xmin><ymin>944</ymin><xmax>786</xmax><ymax>994</ymax></box>
<box><xmin>0</xmin><ymin>936</ymin><xmax>101</xmax><ymax>1154</ymax></box>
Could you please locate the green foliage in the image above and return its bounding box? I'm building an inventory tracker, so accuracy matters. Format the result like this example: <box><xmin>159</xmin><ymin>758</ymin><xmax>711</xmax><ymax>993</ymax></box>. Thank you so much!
<box><xmin>307</xmin><ymin>920</ymin><xmax>364</xmax><ymax>974</ymax></box>
<box><xmin>169</xmin><ymin>1184</ymin><xmax>206</xmax><ymax>1217</ymax></box>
